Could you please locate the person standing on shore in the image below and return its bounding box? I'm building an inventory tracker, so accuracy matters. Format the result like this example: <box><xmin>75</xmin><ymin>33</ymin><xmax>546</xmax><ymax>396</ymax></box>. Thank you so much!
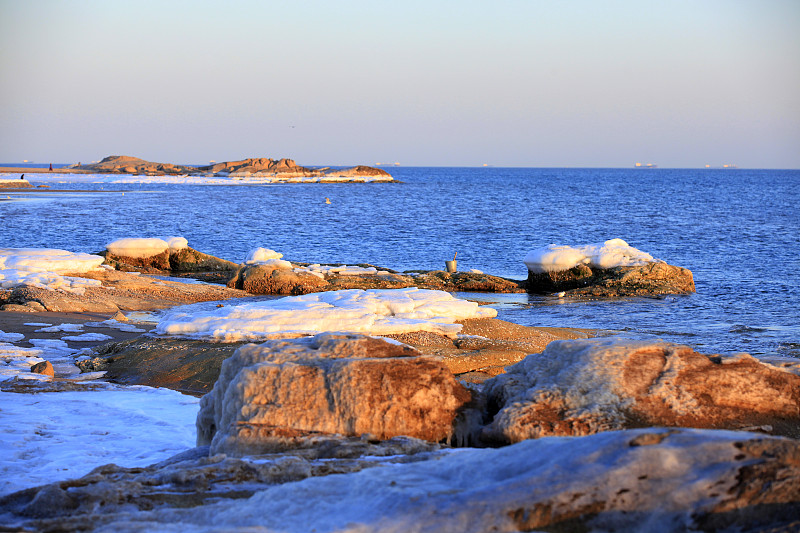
<box><xmin>48</xmin><ymin>163</ymin><xmax>53</xmax><ymax>171</ymax></box>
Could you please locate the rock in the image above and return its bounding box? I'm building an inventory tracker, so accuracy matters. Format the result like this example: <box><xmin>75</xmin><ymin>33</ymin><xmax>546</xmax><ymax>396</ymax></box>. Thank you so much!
<box><xmin>4</xmin><ymin>428</ymin><xmax>799</xmax><ymax>532</ymax></box>
<box><xmin>5</xmin><ymin>269</ymin><xmax>248</xmax><ymax>313</ymax></box>
<box><xmin>111</xmin><ymin>310</ymin><xmax>128</xmax><ymax>322</ymax></box>
<box><xmin>101</xmin><ymin>246</ymin><xmax>238</xmax><ymax>278</ymax></box>
<box><xmin>167</xmin><ymin>247</ymin><xmax>239</xmax><ymax>274</ymax></box>
<box><xmin>482</xmin><ymin>338</ymin><xmax>800</xmax><ymax>444</ymax></box>
<box><xmin>75</xmin><ymin>155</ymin><xmax>196</xmax><ymax>175</ymax></box>
<box><xmin>198</xmin><ymin>333</ymin><xmax>472</xmax><ymax>455</ymax></box>
<box><xmin>526</xmin><ymin>261</ymin><xmax>695</xmax><ymax>297</ymax></box>
<box><xmin>0</xmin><ymin>178</ymin><xmax>33</xmax><ymax>189</ymax></box>
<box><xmin>227</xmin><ymin>264</ymin><xmax>330</xmax><ymax>295</ymax></box>
<box><xmin>30</xmin><ymin>361</ymin><xmax>54</xmax><ymax>377</ymax></box>
<box><xmin>412</xmin><ymin>270</ymin><xmax>525</xmax><ymax>293</ymax></box>
<box><xmin>322</xmin><ymin>165</ymin><xmax>392</xmax><ymax>179</ymax></box>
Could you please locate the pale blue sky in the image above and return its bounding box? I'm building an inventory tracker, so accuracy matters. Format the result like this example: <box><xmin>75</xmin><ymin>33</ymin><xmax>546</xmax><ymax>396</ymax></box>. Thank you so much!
<box><xmin>1</xmin><ymin>0</ymin><xmax>798</xmax><ymax>167</ymax></box>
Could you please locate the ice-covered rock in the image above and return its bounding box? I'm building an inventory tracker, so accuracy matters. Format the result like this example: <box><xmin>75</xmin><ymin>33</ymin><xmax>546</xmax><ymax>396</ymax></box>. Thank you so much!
<box><xmin>4</xmin><ymin>428</ymin><xmax>799</xmax><ymax>532</ymax></box>
<box><xmin>157</xmin><ymin>288</ymin><xmax>497</xmax><ymax>341</ymax></box>
<box><xmin>523</xmin><ymin>240</ymin><xmax>694</xmax><ymax>296</ymax></box>
<box><xmin>482</xmin><ymin>338</ymin><xmax>800</xmax><ymax>444</ymax></box>
<box><xmin>102</xmin><ymin>239</ymin><xmax>238</xmax><ymax>278</ymax></box>
<box><xmin>197</xmin><ymin>333</ymin><xmax>472</xmax><ymax>455</ymax></box>
<box><xmin>0</xmin><ymin>248</ymin><xmax>104</xmax><ymax>295</ymax></box>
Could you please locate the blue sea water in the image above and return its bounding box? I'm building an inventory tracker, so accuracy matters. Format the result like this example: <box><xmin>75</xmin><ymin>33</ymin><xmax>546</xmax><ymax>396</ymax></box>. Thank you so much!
<box><xmin>1</xmin><ymin>167</ymin><xmax>798</xmax><ymax>358</ymax></box>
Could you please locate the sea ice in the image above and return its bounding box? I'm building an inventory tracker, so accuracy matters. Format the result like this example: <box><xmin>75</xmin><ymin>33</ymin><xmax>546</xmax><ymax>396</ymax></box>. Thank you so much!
<box><xmin>0</xmin><ymin>330</ymin><xmax>25</xmax><ymax>343</ymax></box>
<box><xmin>156</xmin><ymin>288</ymin><xmax>497</xmax><ymax>341</ymax></box>
<box><xmin>0</xmin><ymin>386</ymin><xmax>199</xmax><ymax>495</ymax></box>
<box><xmin>35</xmin><ymin>323</ymin><xmax>84</xmax><ymax>333</ymax></box>
<box><xmin>61</xmin><ymin>333</ymin><xmax>113</xmax><ymax>342</ymax></box>
<box><xmin>0</xmin><ymin>248</ymin><xmax>104</xmax><ymax>294</ymax></box>
<box><xmin>245</xmin><ymin>248</ymin><xmax>293</xmax><ymax>269</ymax></box>
<box><xmin>524</xmin><ymin>238</ymin><xmax>655</xmax><ymax>273</ymax></box>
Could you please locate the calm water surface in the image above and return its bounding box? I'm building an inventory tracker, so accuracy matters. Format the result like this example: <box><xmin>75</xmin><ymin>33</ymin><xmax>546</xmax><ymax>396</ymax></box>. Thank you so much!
<box><xmin>2</xmin><ymin>167</ymin><xmax>798</xmax><ymax>357</ymax></box>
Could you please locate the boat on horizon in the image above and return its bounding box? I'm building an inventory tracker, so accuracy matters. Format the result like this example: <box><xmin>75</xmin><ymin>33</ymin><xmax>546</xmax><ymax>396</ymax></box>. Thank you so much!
<box><xmin>634</xmin><ymin>162</ymin><xmax>657</xmax><ymax>168</ymax></box>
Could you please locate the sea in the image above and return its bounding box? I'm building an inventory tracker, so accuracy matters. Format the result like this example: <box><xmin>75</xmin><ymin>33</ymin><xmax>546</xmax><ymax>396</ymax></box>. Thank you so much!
<box><xmin>1</xmin><ymin>166</ymin><xmax>798</xmax><ymax>358</ymax></box>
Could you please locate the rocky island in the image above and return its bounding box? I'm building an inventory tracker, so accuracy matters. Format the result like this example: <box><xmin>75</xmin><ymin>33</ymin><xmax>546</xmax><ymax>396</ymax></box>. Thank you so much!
<box><xmin>63</xmin><ymin>155</ymin><xmax>395</xmax><ymax>182</ymax></box>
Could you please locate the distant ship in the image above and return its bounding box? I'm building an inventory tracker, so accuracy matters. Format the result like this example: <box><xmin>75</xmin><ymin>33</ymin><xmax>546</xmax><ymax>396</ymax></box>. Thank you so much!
<box><xmin>634</xmin><ymin>162</ymin><xmax>657</xmax><ymax>168</ymax></box>
<box><xmin>704</xmin><ymin>164</ymin><xmax>738</xmax><ymax>169</ymax></box>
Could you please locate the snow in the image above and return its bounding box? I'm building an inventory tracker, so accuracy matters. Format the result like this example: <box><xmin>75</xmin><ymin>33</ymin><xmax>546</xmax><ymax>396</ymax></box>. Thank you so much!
<box><xmin>0</xmin><ymin>331</ymin><xmax>25</xmax><ymax>343</ymax></box>
<box><xmin>156</xmin><ymin>288</ymin><xmax>498</xmax><ymax>341</ymax></box>
<box><xmin>106</xmin><ymin>237</ymin><xmax>169</xmax><ymax>258</ymax></box>
<box><xmin>61</xmin><ymin>333</ymin><xmax>113</xmax><ymax>342</ymax></box>
<box><xmin>244</xmin><ymin>248</ymin><xmax>293</xmax><ymax>269</ymax></box>
<box><xmin>524</xmin><ymin>238</ymin><xmax>656</xmax><ymax>273</ymax></box>
<box><xmin>0</xmin><ymin>248</ymin><xmax>104</xmax><ymax>294</ymax></box>
<box><xmin>35</xmin><ymin>323</ymin><xmax>84</xmax><ymax>333</ymax></box>
<box><xmin>0</xmin><ymin>386</ymin><xmax>199</xmax><ymax>495</ymax></box>
<box><xmin>164</xmin><ymin>236</ymin><xmax>188</xmax><ymax>252</ymax></box>
<box><xmin>293</xmin><ymin>264</ymin><xmax>388</xmax><ymax>278</ymax></box>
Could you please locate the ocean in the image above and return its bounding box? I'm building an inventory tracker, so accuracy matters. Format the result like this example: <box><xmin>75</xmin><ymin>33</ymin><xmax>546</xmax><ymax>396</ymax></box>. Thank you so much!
<box><xmin>2</xmin><ymin>167</ymin><xmax>798</xmax><ymax>358</ymax></box>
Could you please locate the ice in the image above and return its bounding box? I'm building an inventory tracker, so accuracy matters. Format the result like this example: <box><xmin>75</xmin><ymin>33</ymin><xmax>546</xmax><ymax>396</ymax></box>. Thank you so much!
<box><xmin>524</xmin><ymin>238</ymin><xmax>656</xmax><ymax>273</ymax></box>
<box><xmin>0</xmin><ymin>386</ymin><xmax>199</xmax><ymax>495</ymax></box>
<box><xmin>0</xmin><ymin>248</ymin><xmax>104</xmax><ymax>294</ymax></box>
<box><xmin>0</xmin><ymin>343</ymin><xmax>47</xmax><ymax>381</ymax></box>
<box><xmin>35</xmin><ymin>323</ymin><xmax>84</xmax><ymax>333</ymax></box>
<box><xmin>294</xmin><ymin>264</ymin><xmax>381</xmax><ymax>277</ymax></box>
<box><xmin>245</xmin><ymin>248</ymin><xmax>293</xmax><ymax>269</ymax></box>
<box><xmin>85</xmin><ymin>319</ymin><xmax>146</xmax><ymax>333</ymax></box>
<box><xmin>61</xmin><ymin>333</ymin><xmax>113</xmax><ymax>342</ymax></box>
<box><xmin>0</xmin><ymin>330</ymin><xmax>25</xmax><ymax>343</ymax></box>
<box><xmin>23</xmin><ymin>322</ymin><xmax>52</xmax><ymax>327</ymax></box>
<box><xmin>156</xmin><ymin>288</ymin><xmax>497</xmax><ymax>341</ymax></box>
<box><xmin>105</xmin><ymin>237</ymin><xmax>170</xmax><ymax>258</ymax></box>
<box><xmin>163</xmin><ymin>236</ymin><xmax>188</xmax><ymax>252</ymax></box>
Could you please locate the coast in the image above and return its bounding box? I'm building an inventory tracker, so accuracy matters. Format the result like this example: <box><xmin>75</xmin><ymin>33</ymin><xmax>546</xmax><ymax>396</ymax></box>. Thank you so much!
<box><xmin>1</xmin><ymin>242</ymin><xmax>799</xmax><ymax>530</ymax></box>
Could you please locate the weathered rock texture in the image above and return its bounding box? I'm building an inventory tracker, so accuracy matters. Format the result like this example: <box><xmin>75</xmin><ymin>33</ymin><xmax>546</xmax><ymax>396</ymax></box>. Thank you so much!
<box><xmin>3</xmin><ymin>429</ymin><xmax>798</xmax><ymax>532</ymax></box>
<box><xmin>526</xmin><ymin>261</ymin><xmax>695</xmax><ymax>297</ymax></box>
<box><xmin>229</xmin><ymin>263</ymin><xmax>524</xmax><ymax>295</ymax></box>
<box><xmin>198</xmin><ymin>334</ymin><xmax>472</xmax><ymax>455</ymax></box>
<box><xmin>102</xmin><ymin>246</ymin><xmax>239</xmax><ymax>282</ymax></box>
<box><xmin>1</xmin><ymin>269</ymin><xmax>248</xmax><ymax>313</ymax></box>
<box><xmin>483</xmin><ymin>338</ymin><xmax>800</xmax><ymax>444</ymax></box>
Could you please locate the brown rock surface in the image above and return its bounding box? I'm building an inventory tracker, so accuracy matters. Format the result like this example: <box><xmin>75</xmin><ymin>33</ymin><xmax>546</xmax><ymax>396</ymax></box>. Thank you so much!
<box><xmin>526</xmin><ymin>261</ymin><xmax>695</xmax><ymax>297</ymax></box>
<box><xmin>482</xmin><ymin>338</ymin><xmax>800</xmax><ymax>444</ymax></box>
<box><xmin>198</xmin><ymin>333</ymin><xmax>472</xmax><ymax>455</ymax></box>
<box><xmin>227</xmin><ymin>264</ymin><xmax>330</xmax><ymax>295</ymax></box>
<box><xmin>30</xmin><ymin>361</ymin><xmax>54</xmax><ymax>376</ymax></box>
<box><xmin>2</xmin><ymin>269</ymin><xmax>248</xmax><ymax>313</ymax></box>
<box><xmin>101</xmin><ymin>246</ymin><xmax>239</xmax><ymax>281</ymax></box>
<box><xmin>0</xmin><ymin>178</ymin><xmax>33</xmax><ymax>188</ymax></box>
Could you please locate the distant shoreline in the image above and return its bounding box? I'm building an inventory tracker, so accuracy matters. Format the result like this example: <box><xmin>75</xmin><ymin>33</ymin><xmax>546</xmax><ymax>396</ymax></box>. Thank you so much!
<box><xmin>0</xmin><ymin>167</ymin><xmax>92</xmax><ymax>174</ymax></box>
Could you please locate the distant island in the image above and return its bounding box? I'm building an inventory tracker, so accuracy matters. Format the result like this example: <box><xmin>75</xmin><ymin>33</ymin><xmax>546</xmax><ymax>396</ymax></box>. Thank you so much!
<box><xmin>55</xmin><ymin>155</ymin><xmax>394</xmax><ymax>181</ymax></box>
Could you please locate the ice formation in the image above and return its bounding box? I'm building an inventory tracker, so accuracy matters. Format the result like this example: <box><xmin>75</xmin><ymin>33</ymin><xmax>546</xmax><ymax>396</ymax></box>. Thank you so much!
<box><xmin>244</xmin><ymin>248</ymin><xmax>293</xmax><ymax>269</ymax></box>
<box><xmin>106</xmin><ymin>238</ymin><xmax>170</xmax><ymax>258</ymax></box>
<box><xmin>524</xmin><ymin>238</ymin><xmax>655</xmax><ymax>273</ymax></box>
<box><xmin>0</xmin><ymin>386</ymin><xmax>199</xmax><ymax>495</ymax></box>
<box><xmin>0</xmin><ymin>248</ymin><xmax>104</xmax><ymax>294</ymax></box>
<box><xmin>156</xmin><ymin>288</ymin><xmax>497</xmax><ymax>341</ymax></box>
<box><xmin>293</xmin><ymin>264</ymin><xmax>390</xmax><ymax>279</ymax></box>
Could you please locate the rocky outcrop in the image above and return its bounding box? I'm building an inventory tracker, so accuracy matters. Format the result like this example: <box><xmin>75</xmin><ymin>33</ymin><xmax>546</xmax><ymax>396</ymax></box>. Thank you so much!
<box><xmin>322</xmin><ymin>165</ymin><xmax>392</xmax><ymax>178</ymax></box>
<box><xmin>1</xmin><ymin>269</ymin><xmax>248</xmax><ymax>313</ymax></box>
<box><xmin>195</xmin><ymin>157</ymin><xmax>311</xmax><ymax>176</ymax></box>
<box><xmin>526</xmin><ymin>261</ymin><xmax>695</xmax><ymax>297</ymax></box>
<box><xmin>227</xmin><ymin>264</ymin><xmax>329</xmax><ymax>295</ymax></box>
<box><xmin>102</xmin><ymin>246</ymin><xmax>239</xmax><ymax>281</ymax></box>
<box><xmin>0</xmin><ymin>178</ymin><xmax>32</xmax><ymax>188</ymax></box>
<box><xmin>75</xmin><ymin>155</ymin><xmax>196</xmax><ymax>175</ymax></box>
<box><xmin>198</xmin><ymin>333</ymin><xmax>472</xmax><ymax>455</ymax></box>
<box><xmin>3</xmin><ymin>428</ymin><xmax>799</xmax><ymax>532</ymax></box>
<box><xmin>482</xmin><ymin>338</ymin><xmax>800</xmax><ymax>444</ymax></box>
<box><xmin>229</xmin><ymin>263</ymin><xmax>524</xmax><ymax>295</ymax></box>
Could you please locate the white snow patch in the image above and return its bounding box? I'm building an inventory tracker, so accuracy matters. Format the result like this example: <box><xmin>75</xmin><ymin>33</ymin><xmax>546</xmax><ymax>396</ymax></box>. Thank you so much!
<box><xmin>163</xmin><ymin>236</ymin><xmax>188</xmax><ymax>252</ymax></box>
<box><xmin>0</xmin><ymin>386</ymin><xmax>199</xmax><ymax>495</ymax></box>
<box><xmin>156</xmin><ymin>288</ymin><xmax>498</xmax><ymax>342</ymax></box>
<box><xmin>524</xmin><ymin>238</ymin><xmax>656</xmax><ymax>273</ymax></box>
<box><xmin>245</xmin><ymin>247</ymin><xmax>283</xmax><ymax>262</ymax></box>
<box><xmin>0</xmin><ymin>248</ymin><xmax>104</xmax><ymax>294</ymax></box>
<box><xmin>293</xmin><ymin>264</ymin><xmax>381</xmax><ymax>278</ymax></box>
<box><xmin>0</xmin><ymin>330</ymin><xmax>25</xmax><ymax>343</ymax></box>
<box><xmin>23</xmin><ymin>322</ymin><xmax>52</xmax><ymax>327</ymax></box>
<box><xmin>61</xmin><ymin>333</ymin><xmax>113</xmax><ymax>342</ymax></box>
<box><xmin>85</xmin><ymin>319</ymin><xmax>147</xmax><ymax>333</ymax></box>
<box><xmin>106</xmin><ymin>238</ymin><xmax>169</xmax><ymax>258</ymax></box>
<box><xmin>35</xmin><ymin>323</ymin><xmax>84</xmax><ymax>333</ymax></box>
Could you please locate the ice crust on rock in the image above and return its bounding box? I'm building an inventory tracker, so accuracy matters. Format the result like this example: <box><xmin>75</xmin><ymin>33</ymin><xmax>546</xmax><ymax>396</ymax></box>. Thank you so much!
<box><xmin>293</xmin><ymin>264</ymin><xmax>385</xmax><ymax>278</ymax></box>
<box><xmin>105</xmin><ymin>238</ymin><xmax>170</xmax><ymax>258</ymax></box>
<box><xmin>156</xmin><ymin>288</ymin><xmax>497</xmax><ymax>341</ymax></box>
<box><xmin>0</xmin><ymin>248</ymin><xmax>104</xmax><ymax>294</ymax></box>
<box><xmin>244</xmin><ymin>248</ymin><xmax>293</xmax><ymax>269</ymax></box>
<box><xmin>524</xmin><ymin>238</ymin><xmax>655</xmax><ymax>273</ymax></box>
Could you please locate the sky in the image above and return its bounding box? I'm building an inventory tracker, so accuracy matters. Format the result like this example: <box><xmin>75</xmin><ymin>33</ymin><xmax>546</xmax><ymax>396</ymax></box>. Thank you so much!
<box><xmin>1</xmin><ymin>0</ymin><xmax>798</xmax><ymax>168</ymax></box>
